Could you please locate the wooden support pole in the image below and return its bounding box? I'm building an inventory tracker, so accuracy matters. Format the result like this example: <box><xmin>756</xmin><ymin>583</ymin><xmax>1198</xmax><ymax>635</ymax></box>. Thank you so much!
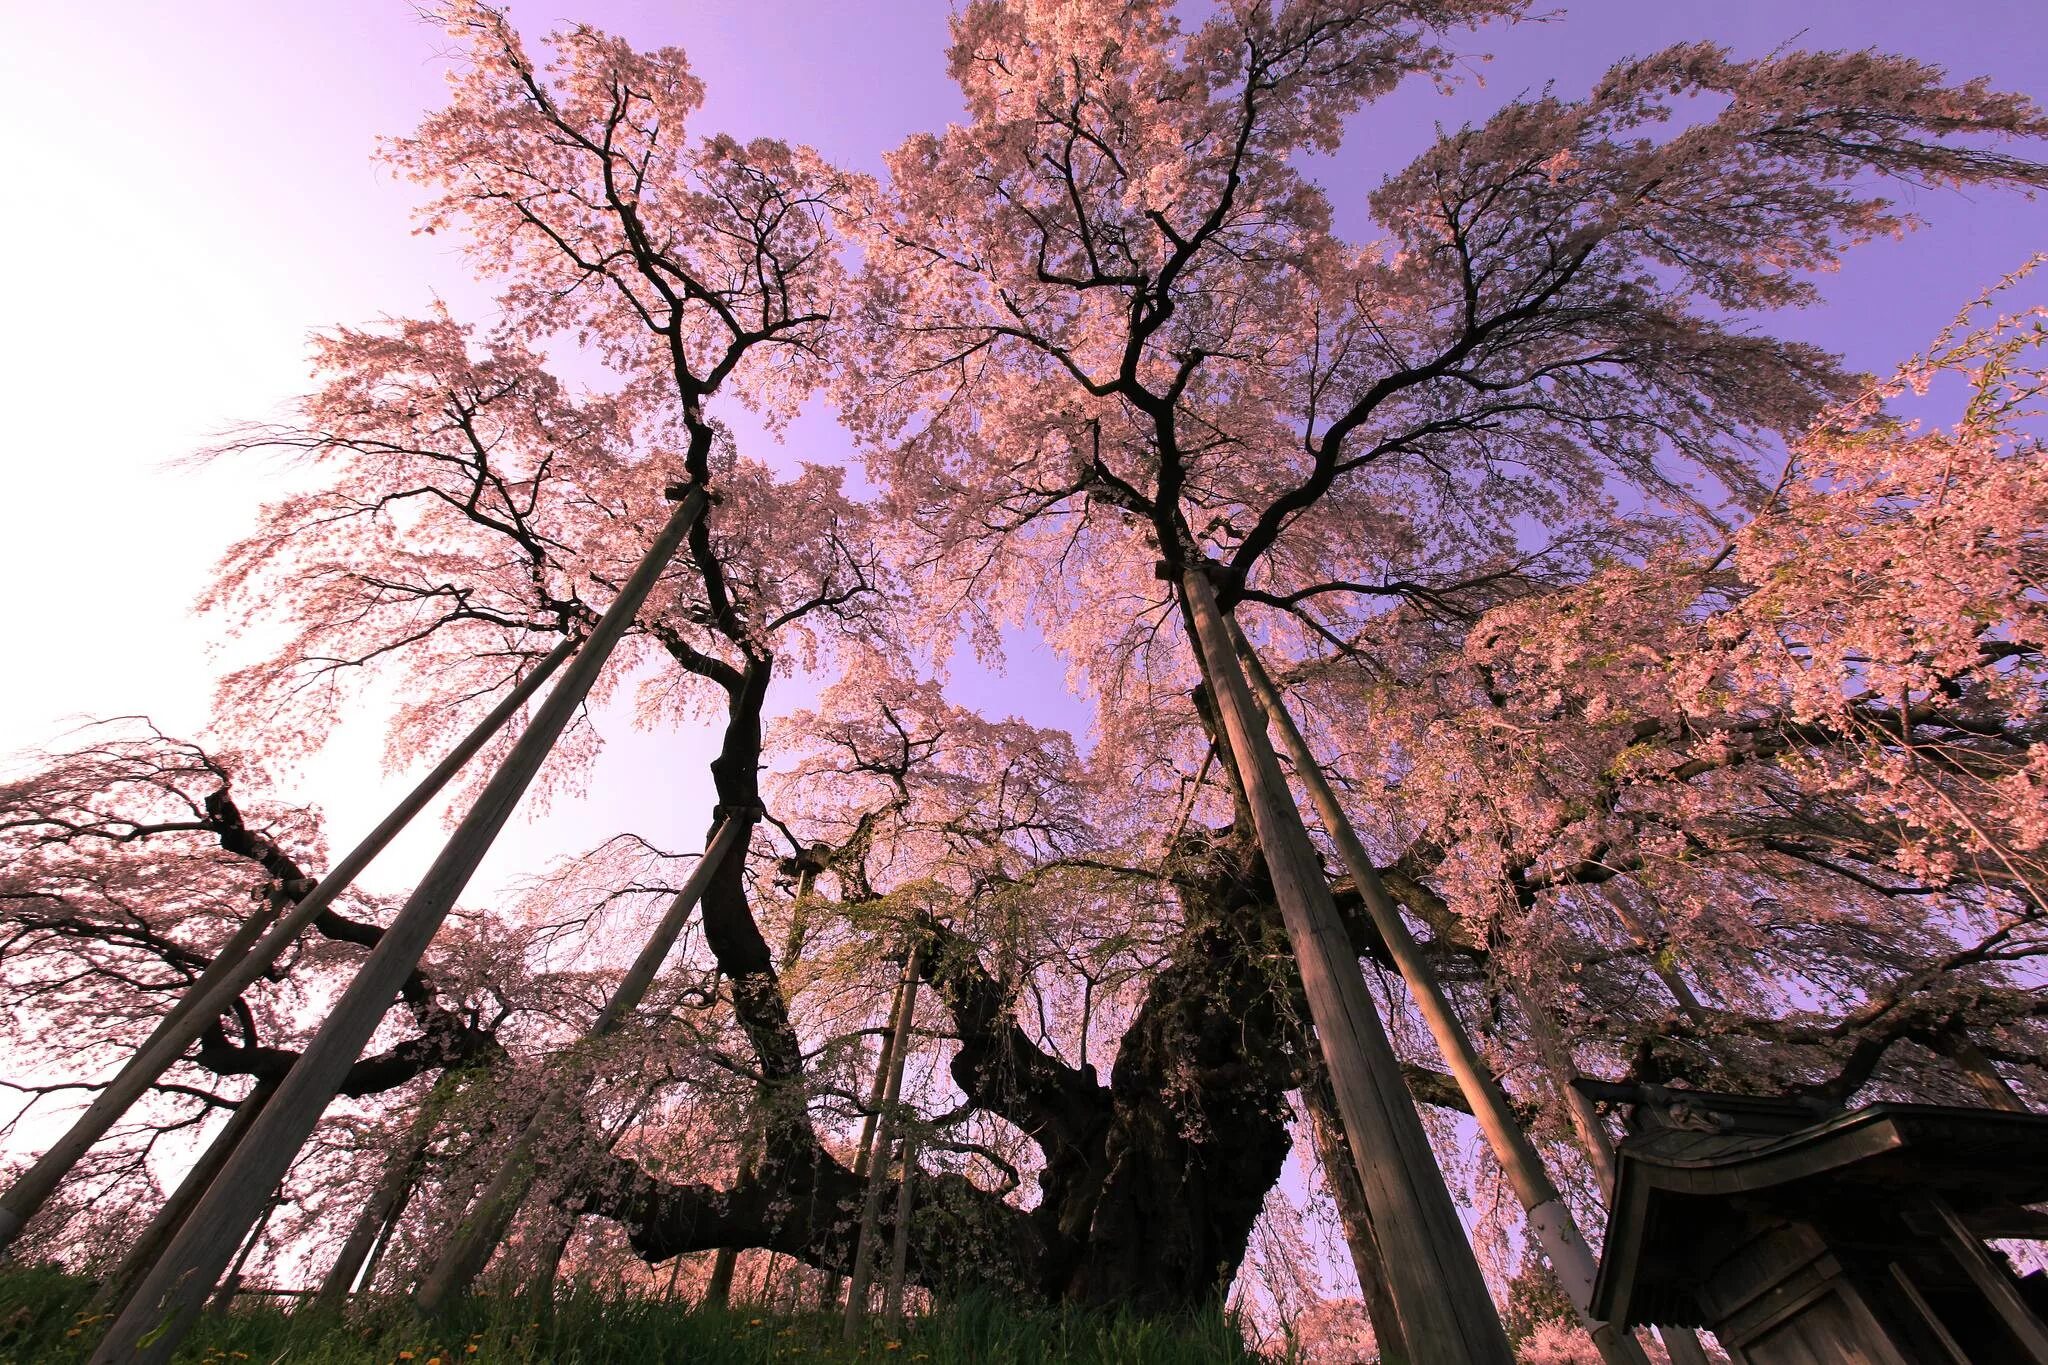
<box><xmin>85</xmin><ymin>1080</ymin><xmax>279</xmax><ymax>1322</ymax></box>
<box><xmin>209</xmin><ymin>1183</ymin><xmax>283</xmax><ymax>1314</ymax></box>
<box><xmin>1300</xmin><ymin>1064</ymin><xmax>1409</xmax><ymax>1364</ymax></box>
<box><xmin>1515</xmin><ymin>988</ymin><xmax>1622</xmax><ymax>1198</ymax></box>
<box><xmin>91</xmin><ymin>485</ymin><xmax>710</xmax><ymax>1365</ymax></box>
<box><xmin>1929</xmin><ymin>1195</ymin><xmax>2048</xmax><ymax>1362</ymax></box>
<box><xmin>881</xmin><ymin>1136</ymin><xmax>917</xmax><ymax>1330</ymax></box>
<box><xmin>1230</xmin><ymin>628</ymin><xmax>1647</xmax><ymax>1365</ymax></box>
<box><xmin>1516</xmin><ymin>999</ymin><xmax>1715</xmax><ymax>1365</ymax></box>
<box><xmin>0</xmin><ymin>631</ymin><xmax>581</xmax><ymax>1256</ymax></box>
<box><xmin>314</xmin><ymin>1070</ymin><xmax>465</xmax><ymax>1310</ymax></box>
<box><xmin>353</xmin><ymin>1198</ymin><xmax>403</xmax><ymax>1300</ymax></box>
<box><xmin>1938</xmin><ymin>1033</ymin><xmax>2032</xmax><ymax>1113</ymax></box>
<box><xmin>843</xmin><ymin>939</ymin><xmax>922</xmax><ymax>1341</ymax></box>
<box><xmin>1178</xmin><ymin>564</ymin><xmax>1514</xmax><ymax>1365</ymax></box>
<box><xmin>823</xmin><ymin>963</ymin><xmax>912</xmax><ymax>1311</ymax></box>
<box><xmin>414</xmin><ymin>811</ymin><xmax>752</xmax><ymax>1312</ymax></box>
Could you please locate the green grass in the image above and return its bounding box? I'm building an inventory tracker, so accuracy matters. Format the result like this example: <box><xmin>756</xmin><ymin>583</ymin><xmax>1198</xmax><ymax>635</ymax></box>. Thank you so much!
<box><xmin>0</xmin><ymin>1266</ymin><xmax>1259</xmax><ymax>1365</ymax></box>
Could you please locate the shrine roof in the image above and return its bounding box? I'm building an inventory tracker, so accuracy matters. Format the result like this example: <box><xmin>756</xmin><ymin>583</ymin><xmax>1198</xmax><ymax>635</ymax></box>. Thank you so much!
<box><xmin>1584</xmin><ymin>1089</ymin><xmax>2048</xmax><ymax>1328</ymax></box>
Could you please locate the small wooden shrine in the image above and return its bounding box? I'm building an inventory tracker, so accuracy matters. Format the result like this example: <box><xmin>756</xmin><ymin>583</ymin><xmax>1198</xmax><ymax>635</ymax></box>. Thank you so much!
<box><xmin>1581</xmin><ymin>1082</ymin><xmax>2048</xmax><ymax>1364</ymax></box>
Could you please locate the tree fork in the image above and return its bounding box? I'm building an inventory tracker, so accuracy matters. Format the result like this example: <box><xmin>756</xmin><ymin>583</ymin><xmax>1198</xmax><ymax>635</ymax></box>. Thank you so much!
<box><xmin>0</xmin><ymin>630</ymin><xmax>581</xmax><ymax>1256</ymax></box>
<box><xmin>414</xmin><ymin>810</ymin><xmax>753</xmax><ymax>1312</ymax></box>
<box><xmin>1232</xmin><ymin>628</ymin><xmax>1648</xmax><ymax>1365</ymax></box>
<box><xmin>1176</xmin><ymin>562</ymin><xmax>1515</xmax><ymax>1365</ymax></box>
<box><xmin>90</xmin><ymin>484</ymin><xmax>710</xmax><ymax>1365</ymax></box>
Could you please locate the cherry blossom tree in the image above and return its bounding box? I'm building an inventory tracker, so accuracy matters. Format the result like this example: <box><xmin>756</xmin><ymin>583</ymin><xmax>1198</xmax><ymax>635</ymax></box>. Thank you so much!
<box><xmin>0</xmin><ymin>722</ymin><xmax>521</xmax><ymax>1275</ymax></box>
<box><xmin>10</xmin><ymin>4</ymin><xmax>2048</xmax><ymax>1359</ymax></box>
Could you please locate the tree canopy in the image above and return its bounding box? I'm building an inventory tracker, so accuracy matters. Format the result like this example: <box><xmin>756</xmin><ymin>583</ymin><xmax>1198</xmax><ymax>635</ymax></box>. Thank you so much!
<box><xmin>5</xmin><ymin>3</ymin><xmax>2046</xmax><ymax>1360</ymax></box>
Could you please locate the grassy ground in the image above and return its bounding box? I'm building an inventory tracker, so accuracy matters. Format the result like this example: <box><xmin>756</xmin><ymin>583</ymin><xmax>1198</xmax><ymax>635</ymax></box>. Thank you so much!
<box><xmin>0</xmin><ymin>1267</ymin><xmax>1260</xmax><ymax>1365</ymax></box>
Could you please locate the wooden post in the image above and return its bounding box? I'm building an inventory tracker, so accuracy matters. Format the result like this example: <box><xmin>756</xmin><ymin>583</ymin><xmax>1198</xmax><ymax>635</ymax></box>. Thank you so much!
<box><xmin>90</xmin><ymin>485</ymin><xmax>710</xmax><ymax>1365</ymax></box>
<box><xmin>881</xmin><ymin>1136</ymin><xmax>917</xmax><ymax>1329</ymax></box>
<box><xmin>0</xmin><ymin>631</ymin><xmax>581</xmax><ymax>1257</ymax></box>
<box><xmin>414</xmin><ymin>811</ymin><xmax>751</xmax><ymax>1312</ymax></box>
<box><xmin>209</xmin><ymin>1184</ymin><xmax>283</xmax><ymax>1313</ymax></box>
<box><xmin>1514</xmin><ymin>987</ymin><xmax>1622</xmax><ymax>1198</ymax></box>
<box><xmin>314</xmin><ymin>1070</ymin><xmax>465</xmax><ymax>1310</ymax></box>
<box><xmin>1178</xmin><ymin>563</ymin><xmax>1514</xmax><ymax>1365</ymax></box>
<box><xmin>1929</xmin><ymin>1196</ymin><xmax>2048</xmax><ymax>1362</ymax></box>
<box><xmin>1231</xmin><ymin>629</ymin><xmax>1647</xmax><ymax>1365</ymax></box>
<box><xmin>1300</xmin><ymin>1066</ymin><xmax>1408</xmax><ymax>1364</ymax></box>
<box><xmin>85</xmin><ymin>1080</ymin><xmax>279</xmax><ymax>1321</ymax></box>
<box><xmin>823</xmin><ymin>964</ymin><xmax>912</xmax><ymax>1311</ymax></box>
<box><xmin>353</xmin><ymin>1198</ymin><xmax>403</xmax><ymax>1300</ymax></box>
<box><xmin>1938</xmin><ymin>1033</ymin><xmax>2031</xmax><ymax>1113</ymax></box>
<box><xmin>843</xmin><ymin>940</ymin><xmax>922</xmax><ymax>1341</ymax></box>
<box><xmin>1517</xmin><ymin>1003</ymin><xmax>1717</xmax><ymax>1365</ymax></box>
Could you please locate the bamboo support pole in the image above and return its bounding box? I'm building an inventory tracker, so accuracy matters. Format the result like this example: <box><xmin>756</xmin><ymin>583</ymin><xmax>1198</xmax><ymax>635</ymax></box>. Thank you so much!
<box><xmin>843</xmin><ymin>940</ymin><xmax>922</xmax><ymax>1341</ymax></box>
<box><xmin>0</xmin><ymin>631</ymin><xmax>581</xmax><ymax>1257</ymax></box>
<box><xmin>1230</xmin><ymin>628</ymin><xmax>1647</xmax><ymax>1365</ymax></box>
<box><xmin>1178</xmin><ymin>564</ymin><xmax>1514</xmax><ymax>1365</ymax></box>
<box><xmin>90</xmin><ymin>485</ymin><xmax>710</xmax><ymax>1365</ymax></box>
<box><xmin>414</xmin><ymin>811</ymin><xmax>752</xmax><ymax>1312</ymax></box>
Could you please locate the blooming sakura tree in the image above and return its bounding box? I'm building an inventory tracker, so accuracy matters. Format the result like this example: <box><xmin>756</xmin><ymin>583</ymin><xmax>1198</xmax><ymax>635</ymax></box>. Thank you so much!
<box><xmin>0</xmin><ymin>723</ymin><xmax>523</xmax><ymax>1273</ymax></box>
<box><xmin>842</xmin><ymin>1</ymin><xmax>2046</xmax><ymax>1355</ymax></box>
<box><xmin>1330</xmin><ymin>272</ymin><xmax>2048</xmax><ymax>1120</ymax></box>
<box><xmin>6</xmin><ymin>3</ymin><xmax>2047</xmax><ymax>1361</ymax></box>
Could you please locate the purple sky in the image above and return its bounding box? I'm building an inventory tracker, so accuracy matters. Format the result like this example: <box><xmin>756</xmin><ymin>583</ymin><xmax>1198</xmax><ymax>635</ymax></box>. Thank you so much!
<box><xmin>1</xmin><ymin>0</ymin><xmax>2043</xmax><ymax>998</ymax></box>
